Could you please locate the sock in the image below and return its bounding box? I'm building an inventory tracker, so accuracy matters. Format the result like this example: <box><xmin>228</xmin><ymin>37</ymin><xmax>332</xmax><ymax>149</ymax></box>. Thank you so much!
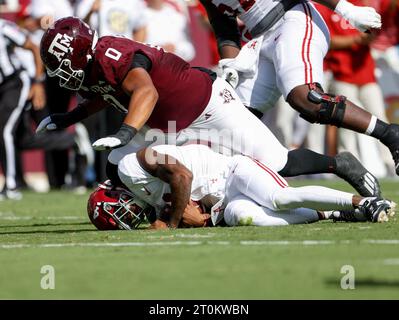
<box><xmin>278</xmin><ymin>149</ymin><xmax>337</xmax><ymax>177</ymax></box>
<box><xmin>318</xmin><ymin>211</ymin><xmax>331</xmax><ymax>220</ymax></box>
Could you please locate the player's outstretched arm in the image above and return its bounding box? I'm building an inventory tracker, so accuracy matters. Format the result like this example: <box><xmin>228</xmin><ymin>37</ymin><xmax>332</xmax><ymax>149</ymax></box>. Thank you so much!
<box><xmin>137</xmin><ymin>148</ymin><xmax>193</xmax><ymax>229</ymax></box>
<box><xmin>121</xmin><ymin>67</ymin><xmax>159</xmax><ymax>130</ymax></box>
<box><xmin>36</xmin><ymin>98</ymin><xmax>106</xmax><ymax>134</ymax></box>
<box><xmin>314</xmin><ymin>0</ymin><xmax>381</xmax><ymax>32</ymax></box>
<box><xmin>92</xmin><ymin>67</ymin><xmax>158</xmax><ymax>151</ymax></box>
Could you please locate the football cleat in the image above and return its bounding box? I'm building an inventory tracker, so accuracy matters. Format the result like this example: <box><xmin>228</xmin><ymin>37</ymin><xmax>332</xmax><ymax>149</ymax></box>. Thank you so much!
<box><xmin>335</xmin><ymin>151</ymin><xmax>381</xmax><ymax>197</ymax></box>
<box><xmin>382</xmin><ymin>124</ymin><xmax>399</xmax><ymax>175</ymax></box>
<box><xmin>358</xmin><ymin>198</ymin><xmax>396</xmax><ymax>223</ymax></box>
<box><xmin>328</xmin><ymin>209</ymin><xmax>368</xmax><ymax>222</ymax></box>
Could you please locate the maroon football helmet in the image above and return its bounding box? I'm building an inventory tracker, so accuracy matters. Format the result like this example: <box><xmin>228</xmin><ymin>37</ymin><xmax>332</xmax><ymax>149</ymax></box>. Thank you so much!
<box><xmin>40</xmin><ymin>16</ymin><xmax>98</xmax><ymax>90</ymax></box>
<box><xmin>87</xmin><ymin>180</ymin><xmax>153</xmax><ymax>230</ymax></box>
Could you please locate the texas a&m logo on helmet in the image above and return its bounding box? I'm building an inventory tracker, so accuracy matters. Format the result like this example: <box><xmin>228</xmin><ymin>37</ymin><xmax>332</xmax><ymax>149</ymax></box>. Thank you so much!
<box><xmin>40</xmin><ymin>17</ymin><xmax>98</xmax><ymax>90</ymax></box>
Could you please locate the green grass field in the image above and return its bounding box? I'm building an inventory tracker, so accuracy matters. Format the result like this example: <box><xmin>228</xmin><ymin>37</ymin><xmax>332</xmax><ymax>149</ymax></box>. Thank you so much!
<box><xmin>1</xmin><ymin>179</ymin><xmax>399</xmax><ymax>300</ymax></box>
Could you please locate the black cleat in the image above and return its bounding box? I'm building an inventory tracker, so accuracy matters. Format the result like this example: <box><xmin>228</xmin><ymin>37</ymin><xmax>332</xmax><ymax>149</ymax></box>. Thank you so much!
<box><xmin>359</xmin><ymin>198</ymin><xmax>396</xmax><ymax>223</ymax></box>
<box><xmin>392</xmin><ymin>149</ymin><xmax>399</xmax><ymax>175</ymax></box>
<box><xmin>329</xmin><ymin>209</ymin><xmax>367</xmax><ymax>222</ymax></box>
<box><xmin>380</xmin><ymin>123</ymin><xmax>399</xmax><ymax>175</ymax></box>
<box><xmin>335</xmin><ymin>152</ymin><xmax>381</xmax><ymax>197</ymax></box>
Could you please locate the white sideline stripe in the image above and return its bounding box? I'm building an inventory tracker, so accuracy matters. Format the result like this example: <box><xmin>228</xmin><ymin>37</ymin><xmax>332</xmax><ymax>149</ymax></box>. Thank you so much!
<box><xmin>0</xmin><ymin>241</ymin><xmax>202</xmax><ymax>249</ymax></box>
<box><xmin>0</xmin><ymin>216</ymin><xmax>83</xmax><ymax>221</ymax></box>
<box><xmin>147</xmin><ymin>233</ymin><xmax>216</xmax><ymax>239</ymax></box>
<box><xmin>240</xmin><ymin>240</ymin><xmax>334</xmax><ymax>245</ymax></box>
<box><xmin>383</xmin><ymin>259</ymin><xmax>399</xmax><ymax>265</ymax></box>
<box><xmin>2</xmin><ymin>239</ymin><xmax>399</xmax><ymax>249</ymax></box>
<box><xmin>365</xmin><ymin>240</ymin><xmax>399</xmax><ymax>244</ymax></box>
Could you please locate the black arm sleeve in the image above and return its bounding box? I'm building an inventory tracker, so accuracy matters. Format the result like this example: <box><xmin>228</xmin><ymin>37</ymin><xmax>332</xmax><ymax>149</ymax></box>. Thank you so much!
<box><xmin>199</xmin><ymin>0</ymin><xmax>242</xmax><ymax>52</ymax></box>
<box><xmin>131</xmin><ymin>52</ymin><xmax>152</xmax><ymax>71</ymax></box>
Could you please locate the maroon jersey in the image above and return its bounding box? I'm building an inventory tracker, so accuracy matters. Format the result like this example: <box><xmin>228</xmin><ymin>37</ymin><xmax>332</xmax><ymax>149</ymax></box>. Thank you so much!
<box><xmin>79</xmin><ymin>36</ymin><xmax>213</xmax><ymax>132</ymax></box>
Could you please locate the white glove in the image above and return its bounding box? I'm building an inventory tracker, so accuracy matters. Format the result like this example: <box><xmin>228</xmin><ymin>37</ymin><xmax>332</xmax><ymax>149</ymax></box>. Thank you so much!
<box><xmin>221</xmin><ymin>67</ymin><xmax>239</xmax><ymax>89</ymax></box>
<box><xmin>35</xmin><ymin>116</ymin><xmax>58</xmax><ymax>133</ymax></box>
<box><xmin>92</xmin><ymin>137</ymin><xmax>123</xmax><ymax>151</ymax></box>
<box><xmin>335</xmin><ymin>0</ymin><xmax>381</xmax><ymax>32</ymax></box>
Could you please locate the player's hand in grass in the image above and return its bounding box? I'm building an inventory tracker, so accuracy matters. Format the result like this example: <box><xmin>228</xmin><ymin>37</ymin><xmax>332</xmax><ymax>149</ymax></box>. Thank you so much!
<box><xmin>149</xmin><ymin>219</ymin><xmax>169</xmax><ymax>230</ymax></box>
<box><xmin>180</xmin><ymin>200</ymin><xmax>211</xmax><ymax>228</ymax></box>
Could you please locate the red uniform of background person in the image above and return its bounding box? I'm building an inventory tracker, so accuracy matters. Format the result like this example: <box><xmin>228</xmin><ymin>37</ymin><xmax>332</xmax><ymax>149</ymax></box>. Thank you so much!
<box><xmin>317</xmin><ymin>1</ymin><xmax>376</xmax><ymax>86</ymax></box>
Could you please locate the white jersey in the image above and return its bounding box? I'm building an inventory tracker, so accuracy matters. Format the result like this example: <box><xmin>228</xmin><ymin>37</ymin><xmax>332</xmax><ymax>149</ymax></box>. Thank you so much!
<box><xmin>118</xmin><ymin>144</ymin><xmax>232</xmax><ymax>214</ymax></box>
<box><xmin>145</xmin><ymin>4</ymin><xmax>195</xmax><ymax>62</ymax></box>
<box><xmin>76</xmin><ymin>0</ymin><xmax>147</xmax><ymax>38</ymax></box>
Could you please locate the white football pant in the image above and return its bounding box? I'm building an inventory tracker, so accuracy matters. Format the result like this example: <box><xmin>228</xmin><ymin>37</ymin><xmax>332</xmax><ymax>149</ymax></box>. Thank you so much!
<box><xmin>224</xmin><ymin>155</ymin><xmax>355</xmax><ymax>226</ymax></box>
<box><xmin>235</xmin><ymin>2</ymin><xmax>330</xmax><ymax>113</ymax></box>
<box><xmin>109</xmin><ymin>78</ymin><xmax>289</xmax><ymax>172</ymax></box>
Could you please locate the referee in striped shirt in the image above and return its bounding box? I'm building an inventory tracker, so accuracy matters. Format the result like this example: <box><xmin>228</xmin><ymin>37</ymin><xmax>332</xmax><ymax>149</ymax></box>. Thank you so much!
<box><xmin>0</xmin><ymin>18</ymin><xmax>46</xmax><ymax>200</ymax></box>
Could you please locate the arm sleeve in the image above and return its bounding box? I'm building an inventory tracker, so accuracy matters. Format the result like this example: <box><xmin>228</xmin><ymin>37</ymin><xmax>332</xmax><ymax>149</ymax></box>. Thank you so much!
<box><xmin>199</xmin><ymin>0</ymin><xmax>241</xmax><ymax>51</ymax></box>
<box><xmin>130</xmin><ymin>52</ymin><xmax>153</xmax><ymax>71</ymax></box>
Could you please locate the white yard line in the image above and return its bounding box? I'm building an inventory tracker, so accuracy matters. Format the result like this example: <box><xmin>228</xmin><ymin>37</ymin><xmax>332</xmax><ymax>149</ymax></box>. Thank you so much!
<box><xmin>383</xmin><ymin>259</ymin><xmax>399</xmax><ymax>265</ymax></box>
<box><xmin>147</xmin><ymin>233</ymin><xmax>216</xmax><ymax>239</ymax></box>
<box><xmin>2</xmin><ymin>239</ymin><xmax>399</xmax><ymax>249</ymax></box>
<box><xmin>0</xmin><ymin>216</ymin><xmax>83</xmax><ymax>220</ymax></box>
<box><xmin>365</xmin><ymin>240</ymin><xmax>399</xmax><ymax>244</ymax></box>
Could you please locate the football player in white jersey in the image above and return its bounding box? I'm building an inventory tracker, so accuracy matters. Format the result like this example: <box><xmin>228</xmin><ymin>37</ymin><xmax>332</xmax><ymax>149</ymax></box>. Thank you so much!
<box><xmin>86</xmin><ymin>144</ymin><xmax>395</xmax><ymax>230</ymax></box>
<box><xmin>201</xmin><ymin>0</ymin><xmax>399</xmax><ymax>176</ymax></box>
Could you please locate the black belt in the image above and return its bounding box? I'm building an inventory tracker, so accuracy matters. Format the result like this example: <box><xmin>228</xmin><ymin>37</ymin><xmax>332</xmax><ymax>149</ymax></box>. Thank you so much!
<box><xmin>251</xmin><ymin>0</ymin><xmax>301</xmax><ymax>38</ymax></box>
<box><xmin>192</xmin><ymin>66</ymin><xmax>217</xmax><ymax>83</ymax></box>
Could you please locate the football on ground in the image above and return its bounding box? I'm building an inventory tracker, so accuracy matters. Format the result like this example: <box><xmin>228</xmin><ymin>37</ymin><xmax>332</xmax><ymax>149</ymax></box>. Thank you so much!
<box><xmin>0</xmin><ymin>179</ymin><xmax>398</xmax><ymax>299</ymax></box>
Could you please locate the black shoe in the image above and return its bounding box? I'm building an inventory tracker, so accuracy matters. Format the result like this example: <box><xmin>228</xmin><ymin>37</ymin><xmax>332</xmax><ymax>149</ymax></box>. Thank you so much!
<box><xmin>380</xmin><ymin>124</ymin><xmax>399</xmax><ymax>175</ymax></box>
<box><xmin>335</xmin><ymin>151</ymin><xmax>381</xmax><ymax>197</ymax></box>
<box><xmin>359</xmin><ymin>198</ymin><xmax>396</xmax><ymax>223</ymax></box>
<box><xmin>329</xmin><ymin>209</ymin><xmax>367</xmax><ymax>222</ymax></box>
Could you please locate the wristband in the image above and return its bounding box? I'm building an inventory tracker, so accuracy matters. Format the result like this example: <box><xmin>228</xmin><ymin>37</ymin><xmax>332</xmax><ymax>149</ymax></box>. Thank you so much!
<box><xmin>32</xmin><ymin>74</ymin><xmax>46</xmax><ymax>84</ymax></box>
<box><xmin>113</xmin><ymin>124</ymin><xmax>138</xmax><ymax>145</ymax></box>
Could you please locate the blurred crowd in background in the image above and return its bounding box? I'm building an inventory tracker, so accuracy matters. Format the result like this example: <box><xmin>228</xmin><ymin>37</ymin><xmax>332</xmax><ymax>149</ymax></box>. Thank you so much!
<box><xmin>0</xmin><ymin>0</ymin><xmax>398</xmax><ymax>199</ymax></box>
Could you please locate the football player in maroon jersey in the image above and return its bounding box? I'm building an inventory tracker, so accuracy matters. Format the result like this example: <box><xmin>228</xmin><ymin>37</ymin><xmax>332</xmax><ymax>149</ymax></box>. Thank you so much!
<box><xmin>36</xmin><ymin>17</ymin><xmax>380</xmax><ymax>198</ymax></box>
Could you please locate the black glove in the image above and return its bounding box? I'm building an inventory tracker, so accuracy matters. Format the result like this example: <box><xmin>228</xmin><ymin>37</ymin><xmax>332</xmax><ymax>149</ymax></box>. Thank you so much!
<box><xmin>36</xmin><ymin>106</ymin><xmax>88</xmax><ymax>133</ymax></box>
<box><xmin>92</xmin><ymin>124</ymin><xmax>138</xmax><ymax>151</ymax></box>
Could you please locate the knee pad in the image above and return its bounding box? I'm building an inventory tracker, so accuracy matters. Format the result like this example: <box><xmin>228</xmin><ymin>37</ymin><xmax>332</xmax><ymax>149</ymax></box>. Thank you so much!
<box><xmin>301</xmin><ymin>87</ymin><xmax>346</xmax><ymax>127</ymax></box>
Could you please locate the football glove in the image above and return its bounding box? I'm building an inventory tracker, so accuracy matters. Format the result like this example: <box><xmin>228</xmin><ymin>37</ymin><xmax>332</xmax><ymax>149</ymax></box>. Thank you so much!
<box><xmin>335</xmin><ymin>0</ymin><xmax>381</xmax><ymax>32</ymax></box>
<box><xmin>36</xmin><ymin>106</ymin><xmax>88</xmax><ymax>134</ymax></box>
<box><xmin>36</xmin><ymin>114</ymin><xmax>68</xmax><ymax>133</ymax></box>
<box><xmin>92</xmin><ymin>124</ymin><xmax>137</xmax><ymax>151</ymax></box>
<box><xmin>221</xmin><ymin>67</ymin><xmax>239</xmax><ymax>89</ymax></box>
